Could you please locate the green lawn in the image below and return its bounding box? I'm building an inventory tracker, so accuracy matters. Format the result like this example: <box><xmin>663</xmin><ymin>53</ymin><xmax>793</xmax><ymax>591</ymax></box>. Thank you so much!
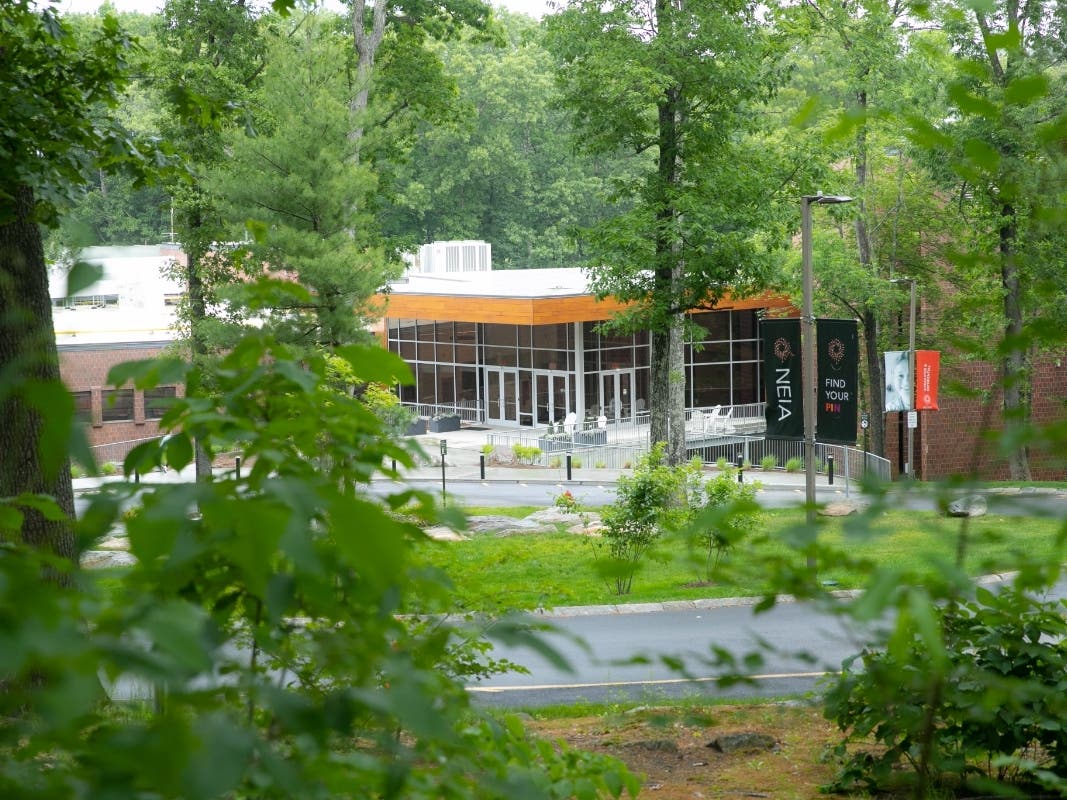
<box><xmin>414</xmin><ymin>508</ymin><xmax>1066</xmax><ymax>613</ymax></box>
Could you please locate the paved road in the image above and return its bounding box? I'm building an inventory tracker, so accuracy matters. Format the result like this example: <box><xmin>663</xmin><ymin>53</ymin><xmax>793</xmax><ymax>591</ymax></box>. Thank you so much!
<box><xmin>468</xmin><ymin>600</ymin><xmax>872</xmax><ymax>709</ymax></box>
<box><xmin>470</xmin><ymin>573</ymin><xmax>1067</xmax><ymax>709</ymax></box>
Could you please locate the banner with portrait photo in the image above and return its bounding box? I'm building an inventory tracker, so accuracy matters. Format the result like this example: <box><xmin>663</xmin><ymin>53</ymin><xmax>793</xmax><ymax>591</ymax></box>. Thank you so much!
<box><xmin>816</xmin><ymin>318</ymin><xmax>859</xmax><ymax>444</ymax></box>
<box><xmin>884</xmin><ymin>350</ymin><xmax>913</xmax><ymax>412</ymax></box>
<box><xmin>761</xmin><ymin>318</ymin><xmax>803</xmax><ymax>439</ymax></box>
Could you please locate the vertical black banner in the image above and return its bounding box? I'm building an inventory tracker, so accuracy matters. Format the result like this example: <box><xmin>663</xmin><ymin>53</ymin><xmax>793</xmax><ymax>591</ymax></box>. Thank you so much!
<box><xmin>816</xmin><ymin>318</ymin><xmax>859</xmax><ymax>444</ymax></box>
<box><xmin>761</xmin><ymin>318</ymin><xmax>804</xmax><ymax>439</ymax></box>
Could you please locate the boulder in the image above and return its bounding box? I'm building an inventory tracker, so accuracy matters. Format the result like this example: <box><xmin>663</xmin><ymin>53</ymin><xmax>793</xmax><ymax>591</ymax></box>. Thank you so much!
<box><xmin>526</xmin><ymin>508</ymin><xmax>603</xmax><ymax>527</ymax></box>
<box><xmin>947</xmin><ymin>494</ymin><xmax>987</xmax><ymax>517</ymax></box>
<box><xmin>707</xmin><ymin>732</ymin><xmax>777</xmax><ymax>753</ymax></box>
<box><xmin>424</xmin><ymin>526</ymin><xmax>466</xmax><ymax>542</ymax></box>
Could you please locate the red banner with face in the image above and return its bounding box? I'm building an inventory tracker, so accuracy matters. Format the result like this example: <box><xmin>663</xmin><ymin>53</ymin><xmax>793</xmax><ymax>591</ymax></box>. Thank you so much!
<box><xmin>915</xmin><ymin>350</ymin><xmax>940</xmax><ymax>410</ymax></box>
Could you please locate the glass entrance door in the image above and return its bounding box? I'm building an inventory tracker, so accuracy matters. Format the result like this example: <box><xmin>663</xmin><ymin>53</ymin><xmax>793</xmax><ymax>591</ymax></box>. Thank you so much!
<box><xmin>534</xmin><ymin>371</ymin><xmax>571</xmax><ymax>426</ymax></box>
<box><xmin>485</xmin><ymin>367</ymin><xmax>518</xmax><ymax>424</ymax></box>
<box><xmin>601</xmin><ymin>370</ymin><xmax>635</xmax><ymax>423</ymax></box>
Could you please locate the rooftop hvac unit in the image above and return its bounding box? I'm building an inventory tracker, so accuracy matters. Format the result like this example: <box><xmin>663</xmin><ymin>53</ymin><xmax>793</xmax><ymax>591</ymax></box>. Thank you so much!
<box><xmin>416</xmin><ymin>240</ymin><xmax>492</xmax><ymax>274</ymax></box>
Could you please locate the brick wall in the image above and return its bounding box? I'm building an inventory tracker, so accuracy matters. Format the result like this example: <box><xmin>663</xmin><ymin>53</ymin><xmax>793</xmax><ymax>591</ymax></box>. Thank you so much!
<box><xmin>891</xmin><ymin>356</ymin><xmax>1067</xmax><ymax>481</ymax></box>
<box><xmin>58</xmin><ymin>342</ymin><xmax>183</xmax><ymax>463</ymax></box>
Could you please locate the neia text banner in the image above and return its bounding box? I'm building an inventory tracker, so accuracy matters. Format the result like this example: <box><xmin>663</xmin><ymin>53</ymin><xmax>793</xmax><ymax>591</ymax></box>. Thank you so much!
<box><xmin>761</xmin><ymin>318</ymin><xmax>803</xmax><ymax>439</ymax></box>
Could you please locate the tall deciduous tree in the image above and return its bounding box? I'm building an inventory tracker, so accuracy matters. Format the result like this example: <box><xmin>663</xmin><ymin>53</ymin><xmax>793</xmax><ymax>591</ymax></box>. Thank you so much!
<box><xmin>774</xmin><ymin>0</ymin><xmax>952</xmax><ymax>462</ymax></box>
<box><xmin>152</xmin><ymin>0</ymin><xmax>267</xmax><ymax>478</ymax></box>
<box><xmin>378</xmin><ymin>12</ymin><xmax>641</xmax><ymax>267</ymax></box>
<box><xmin>918</xmin><ymin>0</ymin><xmax>1067</xmax><ymax>479</ymax></box>
<box><xmin>0</xmin><ymin>1</ymin><xmax>154</xmax><ymax>560</ymax></box>
<box><xmin>545</xmin><ymin>0</ymin><xmax>785</xmax><ymax>465</ymax></box>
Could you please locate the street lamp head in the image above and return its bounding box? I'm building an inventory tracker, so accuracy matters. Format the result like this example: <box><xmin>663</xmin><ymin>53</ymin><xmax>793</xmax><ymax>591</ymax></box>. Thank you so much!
<box><xmin>803</xmin><ymin>193</ymin><xmax>854</xmax><ymax>205</ymax></box>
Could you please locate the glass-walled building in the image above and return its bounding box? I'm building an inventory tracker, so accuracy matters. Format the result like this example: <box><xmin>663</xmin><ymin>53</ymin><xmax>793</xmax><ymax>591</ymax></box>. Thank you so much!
<box><xmin>381</xmin><ymin>266</ymin><xmax>788</xmax><ymax>427</ymax></box>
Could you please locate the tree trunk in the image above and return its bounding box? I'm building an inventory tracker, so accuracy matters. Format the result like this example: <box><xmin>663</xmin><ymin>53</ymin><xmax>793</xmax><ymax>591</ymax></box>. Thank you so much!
<box><xmin>0</xmin><ymin>184</ymin><xmax>77</xmax><ymax>563</ymax></box>
<box><xmin>648</xmin><ymin>6</ymin><xmax>688</xmax><ymax>465</ymax></box>
<box><xmin>999</xmin><ymin>202</ymin><xmax>1031</xmax><ymax>480</ymax></box>
<box><xmin>851</xmin><ymin>86</ymin><xmax>890</xmax><ymax>458</ymax></box>
<box><xmin>666</xmin><ymin>312</ymin><xmax>686</xmax><ymax>466</ymax></box>
<box><xmin>349</xmin><ymin>0</ymin><xmax>387</xmax><ymax>156</ymax></box>
<box><xmin>862</xmin><ymin>308</ymin><xmax>885</xmax><ymax>456</ymax></box>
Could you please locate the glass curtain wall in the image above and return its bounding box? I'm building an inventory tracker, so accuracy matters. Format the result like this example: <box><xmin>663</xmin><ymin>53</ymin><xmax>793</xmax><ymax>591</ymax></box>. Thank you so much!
<box><xmin>386</xmin><ymin>309</ymin><xmax>763</xmax><ymax>423</ymax></box>
<box><xmin>686</xmin><ymin>310</ymin><xmax>761</xmax><ymax>407</ymax></box>
<box><xmin>388</xmin><ymin>319</ymin><xmax>479</xmax><ymax>414</ymax></box>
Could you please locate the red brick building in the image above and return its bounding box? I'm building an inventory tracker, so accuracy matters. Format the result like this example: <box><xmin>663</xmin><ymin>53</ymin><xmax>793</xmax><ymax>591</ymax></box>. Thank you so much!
<box><xmin>51</xmin><ymin>245</ymin><xmax>184</xmax><ymax>465</ymax></box>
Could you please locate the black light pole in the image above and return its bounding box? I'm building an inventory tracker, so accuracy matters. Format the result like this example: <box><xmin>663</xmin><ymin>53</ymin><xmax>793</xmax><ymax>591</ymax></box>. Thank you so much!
<box><xmin>801</xmin><ymin>193</ymin><xmax>853</xmax><ymax>571</ymax></box>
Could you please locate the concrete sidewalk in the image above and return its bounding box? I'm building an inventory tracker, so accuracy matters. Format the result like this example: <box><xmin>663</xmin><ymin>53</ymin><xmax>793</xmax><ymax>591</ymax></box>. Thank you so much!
<box><xmin>73</xmin><ymin>433</ymin><xmax>840</xmax><ymax>494</ymax></box>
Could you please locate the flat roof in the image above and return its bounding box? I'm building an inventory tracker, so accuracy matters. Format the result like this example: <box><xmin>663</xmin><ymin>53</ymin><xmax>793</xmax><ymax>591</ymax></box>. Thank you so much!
<box><xmin>388</xmin><ymin>267</ymin><xmax>590</xmax><ymax>299</ymax></box>
<box><xmin>381</xmin><ymin>267</ymin><xmax>793</xmax><ymax>325</ymax></box>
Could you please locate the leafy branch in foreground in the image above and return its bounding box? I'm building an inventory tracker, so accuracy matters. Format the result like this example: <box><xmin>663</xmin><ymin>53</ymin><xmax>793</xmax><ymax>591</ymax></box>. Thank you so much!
<box><xmin>1</xmin><ymin>337</ymin><xmax>638</xmax><ymax>799</ymax></box>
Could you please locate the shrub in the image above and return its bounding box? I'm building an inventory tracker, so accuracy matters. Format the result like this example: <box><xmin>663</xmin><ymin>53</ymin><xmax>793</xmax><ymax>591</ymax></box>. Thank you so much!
<box><xmin>101</xmin><ymin>461</ymin><xmax>118</xmax><ymax>476</ymax></box>
<box><xmin>570</xmin><ymin>457</ymin><xmax>582</xmax><ymax>469</ymax></box>
<box><xmin>760</xmin><ymin>454</ymin><xmax>778</xmax><ymax>471</ymax></box>
<box><xmin>480</xmin><ymin>443</ymin><xmax>494</xmax><ymax>456</ymax></box>
<box><xmin>785</xmin><ymin>457</ymin><xmax>803</xmax><ymax>473</ymax></box>
<box><xmin>825</xmin><ymin>584</ymin><xmax>1067</xmax><ymax>794</ymax></box>
<box><xmin>70</xmin><ymin>463</ymin><xmax>86</xmax><ymax>479</ymax></box>
<box><xmin>688</xmin><ymin>473</ymin><xmax>763</xmax><ymax>583</ymax></box>
<box><xmin>597</xmin><ymin>444</ymin><xmax>694</xmax><ymax>595</ymax></box>
<box><xmin>715</xmin><ymin>456</ymin><xmax>729</xmax><ymax>471</ymax></box>
<box><xmin>549</xmin><ymin>456</ymin><xmax>562</xmax><ymax>469</ymax></box>
<box><xmin>554</xmin><ymin>490</ymin><xmax>580</xmax><ymax>514</ymax></box>
<box><xmin>595</xmin><ymin>460</ymin><xmax>606</xmax><ymax>469</ymax></box>
<box><xmin>512</xmin><ymin>444</ymin><xmax>542</xmax><ymax>465</ymax></box>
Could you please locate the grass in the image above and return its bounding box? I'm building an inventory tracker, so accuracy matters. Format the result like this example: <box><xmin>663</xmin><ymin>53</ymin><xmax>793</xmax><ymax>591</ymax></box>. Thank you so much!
<box><xmin>415</xmin><ymin>508</ymin><xmax>1066</xmax><ymax>613</ymax></box>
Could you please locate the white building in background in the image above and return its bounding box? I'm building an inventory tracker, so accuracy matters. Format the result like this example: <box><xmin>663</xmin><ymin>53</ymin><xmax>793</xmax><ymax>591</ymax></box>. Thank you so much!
<box><xmin>49</xmin><ymin>245</ymin><xmax>187</xmax><ymax>462</ymax></box>
<box><xmin>49</xmin><ymin>244</ymin><xmax>185</xmax><ymax>346</ymax></box>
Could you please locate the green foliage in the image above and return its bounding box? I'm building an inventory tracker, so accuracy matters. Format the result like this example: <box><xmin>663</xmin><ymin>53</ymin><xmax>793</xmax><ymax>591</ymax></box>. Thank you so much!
<box><xmin>379</xmin><ymin>13</ymin><xmax>637</xmax><ymax>267</ymax></box>
<box><xmin>597</xmin><ymin>444</ymin><xmax>697</xmax><ymax>595</ymax></box>
<box><xmin>687</xmin><ymin>473</ymin><xmax>763</xmax><ymax>583</ymax></box>
<box><xmin>760</xmin><ymin>455</ymin><xmax>777</xmax><ymax>471</ymax></box>
<box><xmin>554</xmin><ymin>490</ymin><xmax>581</xmax><ymax>514</ymax></box>
<box><xmin>512</xmin><ymin>444</ymin><xmax>542</xmax><ymax>464</ymax></box>
<box><xmin>212</xmin><ymin>12</ymin><xmax>400</xmax><ymax>349</ymax></box>
<box><xmin>549</xmin><ymin>456</ymin><xmax>562</xmax><ymax>469</ymax></box>
<box><xmin>571</xmin><ymin>456</ymin><xmax>582</xmax><ymax>469</ymax></box>
<box><xmin>0</xmin><ymin>2</ymin><xmax>163</xmax><ymax>225</ymax></box>
<box><xmin>825</xmin><ymin>584</ymin><xmax>1067</xmax><ymax>794</ymax></box>
<box><xmin>784</xmin><ymin>457</ymin><xmax>803</xmax><ymax>473</ymax></box>
<box><xmin>480</xmin><ymin>443</ymin><xmax>494</xmax><ymax>456</ymax></box>
<box><xmin>0</xmin><ymin>338</ymin><xmax>639</xmax><ymax>799</ymax></box>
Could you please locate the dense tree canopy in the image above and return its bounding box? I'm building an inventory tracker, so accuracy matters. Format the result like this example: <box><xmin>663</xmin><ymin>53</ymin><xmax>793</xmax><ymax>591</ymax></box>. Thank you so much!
<box><xmin>544</xmin><ymin>0</ymin><xmax>788</xmax><ymax>464</ymax></box>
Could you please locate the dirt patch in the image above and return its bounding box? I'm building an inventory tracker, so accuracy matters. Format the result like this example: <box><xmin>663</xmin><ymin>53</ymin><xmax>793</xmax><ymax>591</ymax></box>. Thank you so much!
<box><xmin>524</xmin><ymin>702</ymin><xmax>843</xmax><ymax>799</ymax></box>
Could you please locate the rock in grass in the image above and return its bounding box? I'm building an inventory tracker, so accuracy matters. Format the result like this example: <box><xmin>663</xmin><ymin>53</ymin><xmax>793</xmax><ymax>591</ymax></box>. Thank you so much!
<box><xmin>947</xmin><ymin>495</ymin><xmax>987</xmax><ymax>517</ymax></box>
<box><xmin>707</xmin><ymin>732</ymin><xmax>777</xmax><ymax>753</ymax></box>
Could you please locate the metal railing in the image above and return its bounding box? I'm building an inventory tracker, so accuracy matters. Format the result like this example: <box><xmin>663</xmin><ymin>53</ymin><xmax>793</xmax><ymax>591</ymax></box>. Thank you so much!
<box><xmin>89</xmin><ymin>435</ymin><xmax>165</xmax><ymax>466</ymax></box>
<box><xmin>401</xmin><ymin>400</ymin><xmax>483</xmax><ymax>423</ymax></box>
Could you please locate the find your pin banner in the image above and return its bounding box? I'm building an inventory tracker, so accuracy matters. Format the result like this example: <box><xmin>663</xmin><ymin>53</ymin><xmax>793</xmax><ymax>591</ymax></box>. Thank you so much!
<box><xmin>761</xmin><ymin>318</ymin><xmax>804</xmax><ymax>440</ymax></box>
<box><xmin>816</xmin><ymin>318</ymin><xmax>859</xmax><ymax>444</ymax></box>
